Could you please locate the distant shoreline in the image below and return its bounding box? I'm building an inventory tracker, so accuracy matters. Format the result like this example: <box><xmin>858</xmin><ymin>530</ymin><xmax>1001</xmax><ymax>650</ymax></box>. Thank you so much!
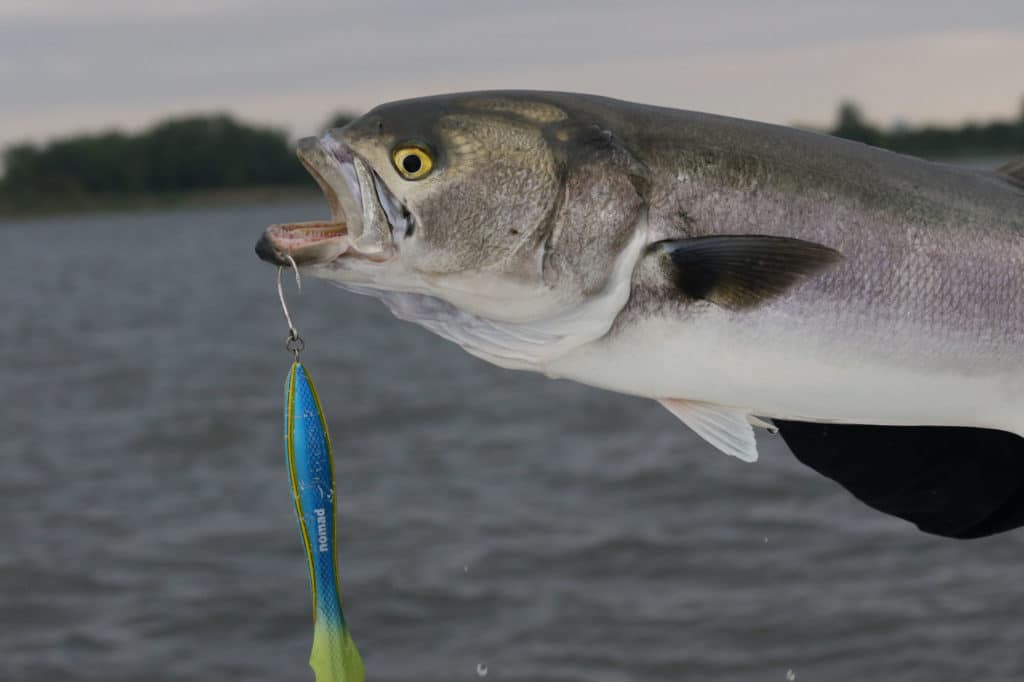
<box><xmin>0</xmin><ymin>185</ymin><xmax>322</xmax><ymax>220</ymax></box>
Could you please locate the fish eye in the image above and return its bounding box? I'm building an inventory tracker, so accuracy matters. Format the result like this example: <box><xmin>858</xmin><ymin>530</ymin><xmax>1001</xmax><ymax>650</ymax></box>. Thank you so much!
<box><xmin>392</xmin><ymin>145</ymin><xmax>433</xmax><ymax>180</ymax></box>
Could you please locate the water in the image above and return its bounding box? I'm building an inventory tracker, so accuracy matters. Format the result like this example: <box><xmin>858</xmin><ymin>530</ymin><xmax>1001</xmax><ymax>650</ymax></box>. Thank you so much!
<box><xmin>3</xmin><ymin>200</ymin><xmax>1024</xmax><ymax>681</ymax></box>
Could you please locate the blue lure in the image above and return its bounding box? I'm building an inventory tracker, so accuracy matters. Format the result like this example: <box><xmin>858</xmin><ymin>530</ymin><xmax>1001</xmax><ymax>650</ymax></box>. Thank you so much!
<box><xmin>279</xmin><ymin>266</ymin><xmax>364</xmax><ymax>681</ymax></box>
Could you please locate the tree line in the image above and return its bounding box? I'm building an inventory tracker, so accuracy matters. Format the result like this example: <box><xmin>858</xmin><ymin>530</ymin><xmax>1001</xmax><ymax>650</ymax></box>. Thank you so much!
<box><xmin>0</xmin><ymin>112</ymin><xmax>355</xmax><ymax>212</ymax></box>
<box><xmin>1</xmin><ymin>103</ymin><xmax>1021</xmax><ymax>214</ymax></box>
<box><xmin>830</xmin><ymin>99</ymin><xmax>1024</xmax><ymax>159</ymax></box>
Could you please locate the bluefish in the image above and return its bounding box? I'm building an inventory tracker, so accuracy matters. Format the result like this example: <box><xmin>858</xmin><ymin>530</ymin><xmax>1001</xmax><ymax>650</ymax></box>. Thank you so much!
<box><xmin>256</xmin><ymin>91</ymin><xmax>1024</xmax><ymax>537</ymax></box>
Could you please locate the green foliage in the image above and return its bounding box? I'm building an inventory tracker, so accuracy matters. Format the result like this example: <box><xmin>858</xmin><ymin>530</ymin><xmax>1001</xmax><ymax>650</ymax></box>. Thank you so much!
<box><xmin>140</xmin><ymin>115</ymin><xmax>306</xmax><ymax>191</ymax></box>
<box><xmin>833</xmin><ymin>101</ymin><xmax>883</xmax><ymax>147</ymax></box>
<box><xmin>0</xmin><ymin>114</ymin><xmax>307</xmax><ymax>211</ymax></box>
<box><xmin>2</xmin><ymin>132</ymin><xmax>144</xmax><ymax>204</ymax></box>
<box><xmin>829</xmin><ymin>100</ymin><xmax>1024</xmax><ymax>159</ymax></box>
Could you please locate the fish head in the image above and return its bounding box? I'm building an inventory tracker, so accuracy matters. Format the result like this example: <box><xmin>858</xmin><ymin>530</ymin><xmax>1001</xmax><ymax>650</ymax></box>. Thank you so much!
<box><xmin>256</xmin><ymin>92</ymin><xmax>650</xmax><ymax>365</ymax></box>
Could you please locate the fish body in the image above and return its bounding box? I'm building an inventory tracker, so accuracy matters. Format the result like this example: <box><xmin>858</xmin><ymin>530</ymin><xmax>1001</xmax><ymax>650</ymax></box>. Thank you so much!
<box><xmin>257</xmin><ymin>91</ymin><xmax>1024</xmax><ymax>465</ymax></box>
<box><xmin>284</xmin><ymin>362</ymin><xmax>363</xmax><ymax>682</ymax></box>
<box><xmin>553</xmin><ymin>105</ymin><xmax>1024</xmax><ymax>437</ymax></box>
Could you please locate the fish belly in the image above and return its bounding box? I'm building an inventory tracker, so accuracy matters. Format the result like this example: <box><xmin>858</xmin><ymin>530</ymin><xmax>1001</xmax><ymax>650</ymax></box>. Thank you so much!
<box><xmin>545</xmin><ymin>313</ymin><xmax>1024</xmax><ymax>436</ymax></box>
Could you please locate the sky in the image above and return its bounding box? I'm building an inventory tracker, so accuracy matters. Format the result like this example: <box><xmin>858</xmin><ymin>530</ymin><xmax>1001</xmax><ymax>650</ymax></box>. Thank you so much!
<box><xmin>2</xmin><ymin>0</ymin><xmax>1024</xmax><ymax>149</ymax></box>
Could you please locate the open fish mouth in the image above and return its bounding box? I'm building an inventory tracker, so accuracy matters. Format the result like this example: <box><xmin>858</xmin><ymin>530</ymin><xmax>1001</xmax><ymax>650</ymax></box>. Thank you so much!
<box><xmin>256</xmin><ymin>220</ymin><xmax>350</xmax><ymax>264</ymax></box>
<box><xmin>255</xmin><ymin>136</ymin><xmax>406</xmax><ymax>266</ymax></box>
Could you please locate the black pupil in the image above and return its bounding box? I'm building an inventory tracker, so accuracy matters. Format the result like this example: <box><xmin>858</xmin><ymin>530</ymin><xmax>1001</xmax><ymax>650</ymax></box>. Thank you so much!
<box><xmin>402</xmin><ymin>153</ymin><xmax>422</xmax><ymax>174</ymax></box>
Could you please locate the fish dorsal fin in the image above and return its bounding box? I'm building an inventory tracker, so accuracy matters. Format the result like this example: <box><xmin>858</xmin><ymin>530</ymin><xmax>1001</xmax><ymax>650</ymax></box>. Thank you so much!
<box><xmin>658</xmin><ymin>399</ymin><xmax>759</xmax><ymax>462</ymax></box>
<box><xmin>653</xmin><ymin>235</ymin><xmax>842</xmax><ymax>310</ymax></box>
<box><xmin>996</xmin><ymin>157</ymin><xmax>1024</xmax><ymax>188</ymax></box>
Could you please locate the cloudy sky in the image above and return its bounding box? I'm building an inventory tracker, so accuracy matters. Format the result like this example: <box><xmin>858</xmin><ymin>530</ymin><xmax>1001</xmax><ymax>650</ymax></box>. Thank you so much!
<box><xmin>3</xmin><ymin>1</ymin><xmax>1023</xmax><ymax>148</ymax></box>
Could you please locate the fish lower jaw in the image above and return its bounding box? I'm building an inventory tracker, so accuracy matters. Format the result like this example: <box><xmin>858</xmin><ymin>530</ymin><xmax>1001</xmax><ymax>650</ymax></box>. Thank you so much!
<box><xmin>258</xmin><ymin>220</ymin><xmax>348</xmax><ymax>266</ymax></box>
<box><xmin>257</xmin><ymin>221</ymin><xmax>395</xmax><ymax>266</ymax></box>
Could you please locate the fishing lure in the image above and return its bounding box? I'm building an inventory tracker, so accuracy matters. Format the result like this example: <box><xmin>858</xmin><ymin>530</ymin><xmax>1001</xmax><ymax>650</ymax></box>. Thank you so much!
<box><xmin>278</xmin><ymin>264</ymin><xmax>365</xmax><ymax>682</ymax></box>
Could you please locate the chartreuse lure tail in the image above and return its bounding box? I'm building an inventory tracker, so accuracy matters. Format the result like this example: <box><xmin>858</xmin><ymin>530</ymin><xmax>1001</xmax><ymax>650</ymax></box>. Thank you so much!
<box><xmin>284</xmin><ymin>361</ymin><xmax>364</xmax><ymax>682</ymax></box>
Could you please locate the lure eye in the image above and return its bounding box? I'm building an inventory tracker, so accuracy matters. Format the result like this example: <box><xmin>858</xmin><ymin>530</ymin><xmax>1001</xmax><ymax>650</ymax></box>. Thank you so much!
<box><xmin>392</xmin><ymin>145</ymin><xmax>433</xmax><ymax>180</ymax></box>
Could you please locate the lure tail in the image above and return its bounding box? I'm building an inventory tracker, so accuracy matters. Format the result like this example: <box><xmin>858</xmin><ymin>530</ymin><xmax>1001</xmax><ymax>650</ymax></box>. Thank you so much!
<box><xmin>284</xmin><ymin>362</ymin><xmax>365</xmax><ymax>682</ymax></box>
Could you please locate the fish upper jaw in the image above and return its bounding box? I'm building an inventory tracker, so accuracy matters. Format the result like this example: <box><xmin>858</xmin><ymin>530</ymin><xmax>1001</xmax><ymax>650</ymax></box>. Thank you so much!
<box><xmin>255</xmin><ymin>135</ymin><xmax>410</xmax><ymax>268</ymax></box>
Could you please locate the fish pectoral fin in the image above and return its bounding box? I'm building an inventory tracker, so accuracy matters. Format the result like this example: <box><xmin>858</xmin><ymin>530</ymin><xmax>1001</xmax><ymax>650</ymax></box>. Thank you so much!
<box><xmin>653</xmin><ymin>235</ymin><xmax>842</xmax><ymax>310</ymax></box>
<box><xmin>658</xmin><ymin>398</ymin><xmax>760</xmax><ymax>462</ymax></box>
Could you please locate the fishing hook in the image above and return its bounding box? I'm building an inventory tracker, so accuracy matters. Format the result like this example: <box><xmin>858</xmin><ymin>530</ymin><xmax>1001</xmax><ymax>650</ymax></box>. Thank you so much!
<box><xmin>277</xmin><ymin>255</ymin><xmax>305</xmax><ymax>359</ymax></box>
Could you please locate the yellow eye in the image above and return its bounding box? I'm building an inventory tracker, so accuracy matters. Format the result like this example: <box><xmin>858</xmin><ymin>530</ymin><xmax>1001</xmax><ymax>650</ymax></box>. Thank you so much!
<box><xmin>392</xmin><ymin>145</ymin><xmax>433</xmax><ymax>180</ymax></box>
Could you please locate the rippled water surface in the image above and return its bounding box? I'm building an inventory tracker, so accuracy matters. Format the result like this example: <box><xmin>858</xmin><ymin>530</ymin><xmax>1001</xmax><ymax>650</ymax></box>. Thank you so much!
<box><xmin>3</xmin><ymin>201</ymin><xmax>1024</xmax><ymax>681</ymax></box>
